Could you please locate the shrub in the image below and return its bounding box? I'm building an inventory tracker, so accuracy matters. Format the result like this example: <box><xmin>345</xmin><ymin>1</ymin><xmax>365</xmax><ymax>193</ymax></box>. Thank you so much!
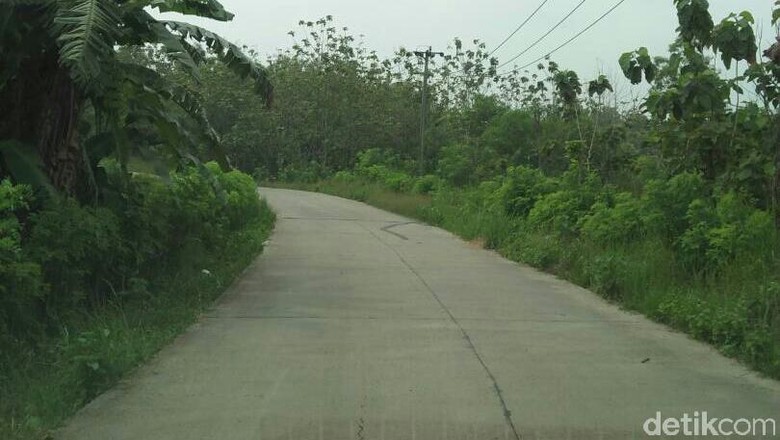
<box><xmin>412</xmin><ymin>175</ymin><xmax>441</xmax><ymax>195</ymax></box>
<box><xmin>678</xmin><ymin>192</ymin><xmax>776</xmax><ymax>273</ymax></box>
<box><xmin>382</xmin><ymin>171</ymin><xmax>414</xmax><ymax>192</ymax></box>
<box><xmin>168</xmin><ymin>165</ymin><xmax>223</xmax><ymax>248</ymax></box>
<box><xmin>354</xmin><ymin>162</ymin><xmax>414</xmax><ymax>193</ymax></box>
<box><xmin>332</xmin><ymin>170</ymin><xmax>357</xmax><ymax>183</ymax></box>
<box><xmin>504</xmin><ymin>231</ymin><xmax>562</xmax><ymax>270</ymax></box>
<box><xmin>656</xmin><ymin>292</ymin><xmax>774</xmax><ymax>365</ymax></box>
<box><xmin>417</xmin><ymin>204</ymin><xmax>444</xmax><ymax>225</ymax></box>
<box><xmin>355</xmin><ymin>148</ymin><xmax>401</xmax><ymax>173</ymax></box>
<box><xmin>27</xmin><ymin>198</ymin><xmax>124</xmax><ymax>316</ymax></box>
<box><xmin>480</xmin><ymin>110</ymin><xmax>536</xmax><ymax>159</ymax></box>
<box><xmin>216</xmin><ymin>168</ymin><xmax>262</xmax><ymax>230</ymax></box>
<box><xmin>580</xmin><ymin>191</ymin><xmax>643</xmax><ymax>245</ymax></box>
<box><xmin>2</xmin><ymin>162</ymin><xmax>266</xmax><ymax>337</ymax></box>
<box><xmin>437</xmin><ymin>143</ymin><xmax>474</xmax><ymax>186</ymax></box>
<box><xmin>526</xmin><ymin>170</ymin><xmax>601</xmax><ymax>236</ymax></box>
<box><xmin>495</xmin><ymin>166</ymin><xmax>556</xmax><ymax>217</ymax></box>
<box><xmin>583</xmin><ymin>252</ymin><xmax>630</xmax><ymax>300</ymax></box>
<box><xmin>110</xmin><ymin>172</ymin><xmax>175</xmax><ymax>278</ymax></box>
<box><xmin>0</xmin><ymin>180</ymin><xmax>45</xmax><ymax>340</ymax></box>
<box><xmin>356</xmin><ymin>164</ymin><xmax>389</xmax><ymax>181</ymax></box>
<box><xmin>641</xmin><ymin>172</ymin><xmax>707</xmax><ymax>240</ymax></box>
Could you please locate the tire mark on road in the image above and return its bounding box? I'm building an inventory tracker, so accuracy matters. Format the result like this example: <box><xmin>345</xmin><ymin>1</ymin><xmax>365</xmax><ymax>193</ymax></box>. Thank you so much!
<box><xmin>380</xmin><ymin>221</ymin><xmax>417</xmax><ymax>241</ymax></box>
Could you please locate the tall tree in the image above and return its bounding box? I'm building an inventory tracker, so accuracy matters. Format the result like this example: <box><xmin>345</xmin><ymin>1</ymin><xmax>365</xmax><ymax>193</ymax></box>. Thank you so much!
<box><xmin>0</xmin><ymin>0</ymin><xmax>272</xmax><ymax>195</ymax></box>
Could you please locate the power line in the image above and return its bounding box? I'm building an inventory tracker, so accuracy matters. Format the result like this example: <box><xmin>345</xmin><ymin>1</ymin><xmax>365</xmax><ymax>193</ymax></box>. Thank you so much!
<box><xmin>499</xmin><ymin>0</ymin><xmax>630</xmax><ymax>76</ymax></box>
<box><xmin>497</xmin><ymin>0</ymin><xmax>586</xmax><ymax>69</ymax></box>
<box><xmin>438</xmin><ymin>0</ymin><xmax>630</xmax><ymax>83</ymax></box>
<box><xmin>488</xmin><ymin>0</ymin><xmax>552</xmax><ymax>57</ymax></box>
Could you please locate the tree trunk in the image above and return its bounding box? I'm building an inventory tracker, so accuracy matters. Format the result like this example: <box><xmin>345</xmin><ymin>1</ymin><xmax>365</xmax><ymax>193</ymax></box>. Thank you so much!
<box><xmin>0</xmin><ymin>16</ymin><xmax>85</xmax><ymax>196</ymax></box>
<box><xmin>37</xmin><ymin>69</ymin><xmax>84</xmax><ymax>195</ymax></box>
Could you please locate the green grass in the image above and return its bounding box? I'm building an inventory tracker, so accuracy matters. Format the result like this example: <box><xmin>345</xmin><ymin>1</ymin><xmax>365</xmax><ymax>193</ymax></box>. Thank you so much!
<box><xmin>273</xmin><ymin>178</ymin><xmax>780</xmax><ymax>380</ymax></box>
<box><xmin>0</xmin><ymin>201</ymin><xmax>275</xmax><ymax>440</ymax></box>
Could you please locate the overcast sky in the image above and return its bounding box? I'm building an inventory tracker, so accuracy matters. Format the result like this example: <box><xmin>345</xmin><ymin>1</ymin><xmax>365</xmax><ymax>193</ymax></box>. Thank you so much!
<box><xmin>162</xmin><ymin>0</ymin><xmax>777</xmax><ymax>89</ymax></box>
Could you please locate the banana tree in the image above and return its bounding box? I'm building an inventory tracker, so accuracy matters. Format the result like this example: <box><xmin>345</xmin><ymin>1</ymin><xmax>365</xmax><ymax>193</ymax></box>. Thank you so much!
<box><xmin>0</xmin><ymin>0</ymin><xmax>272</xmax><ymax>195</ymax></box>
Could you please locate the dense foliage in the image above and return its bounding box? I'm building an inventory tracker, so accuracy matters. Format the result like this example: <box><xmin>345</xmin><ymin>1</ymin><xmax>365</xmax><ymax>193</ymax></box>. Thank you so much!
<box><xmin>0</xmin><ymin>0</ymin><xmax>276</xmax><ymax>437</ymax></box>
<box><xmin>1</xmin><ymin>0</ymin><xmax>271</xmax><ymax>195</ymax></box>
<box><xmin>0</xmin><ymin>165</ymin><xmax>274</xmax><ymax>438</ymax></box>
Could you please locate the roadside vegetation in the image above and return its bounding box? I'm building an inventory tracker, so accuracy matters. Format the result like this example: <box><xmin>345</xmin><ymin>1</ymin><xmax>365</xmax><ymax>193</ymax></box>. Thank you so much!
<box><xmin>3</xmin><ymin>0</ymin><xmax>780</xmax><ymax>437</ymax></box>
<box><xmin>1</xmin><ymin>1</ymin><xmax>274</xmax><ymax>438</ymax></box>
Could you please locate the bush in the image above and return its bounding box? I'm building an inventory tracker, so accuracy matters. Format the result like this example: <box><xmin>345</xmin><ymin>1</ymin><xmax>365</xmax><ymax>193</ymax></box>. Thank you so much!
<box><xmin>1</xmin><ymin>163</ymin><xmax>266</xmax><ymax>341</ymax></box>
<box><xmin>0</xmin><ymin>180</ymin><xmax>45</xmax><ymax>340</ymax></box>
<box><xmin>583</xmin><ymin>252</ymin><xmax>630</xmax><ymax>300</ymax></box>
<box><xmin>354</xmin><ymin>162</ymin><xmax>415</xmax><ymax>193</ymax></box>
<box><xmin>437</xmin><ymin>143</ymin><xmax>474</xmax><ymax>186</ymax></box>
<box><xmin>333</xmin><ymin>170</ymin><xmax>357</xmax><ymax>183</ymax></box>
<box><xmin>27</xmin><ymin>198</ymin><xmax>124</xmax><ymax>316</ymax></box>
<box><xmin>215</xmin><ymin>167</ymin><xmax>262</xmax><ymax>230</ymax></box>
<box><xmin>412</xmin><ymin>174</ymin><xmax>441</xmax><ymax>195</ymax></box>
<box><xmin>480</xmin><ymin>110</ymin><xmax>536</xmax><ymax>159</ymax></box>
<box><xmin>656</xmin><ymin>292</ymin><xmax>775</xmax><ymax>365</ymax></box>
<box><xmin>580</xmin><ymin>191</ymin><xmax>643</xmax><ymax>245</ymax></box>
<box><xmin>382</xmin><ymin>171</ymin><xmax>414</xmax><ymax>192</ymax></box>
<box><xmin>526</xmin><ymin>170</ymin><xmax>601</xmax><ymax>236</ymax></box>
<box><xmin>641</xmin><ymin>172</ymin><xmax>707</xmax><ymax>241</ymax></box>
<box><xmin>494</xmin><ymin>165</ymin><xmax>556</xmax><ymax>217</ymax></box>
<box><xmin>0</xmin><ymin>163</ymin><xmax>275</xmax><ymax>440</ymax></box>
<box><xmin>355</xmin><ymin>148</ymin><xmax>401</xmax><ymax>171</ymax></box>
<box><xmin>678</xmin><ymin>192</ymin><xmax>776</xmax><ymax>273</ymax></box>
<box><xmin>168</xmin><ymin>165</ymin><xmax>223</xmax><ymax>248</ymax></box>
<box><xmin>504</xmin><ymin>231</ymin><xmax>562</xmax><ymax>270</ymax></box>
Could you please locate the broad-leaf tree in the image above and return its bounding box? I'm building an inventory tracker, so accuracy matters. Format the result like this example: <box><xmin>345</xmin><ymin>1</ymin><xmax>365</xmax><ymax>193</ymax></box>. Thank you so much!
<box><xmin>0</xmin><ymin>0</ymin><xmax>272</xmax><ymax>194</ymax></box>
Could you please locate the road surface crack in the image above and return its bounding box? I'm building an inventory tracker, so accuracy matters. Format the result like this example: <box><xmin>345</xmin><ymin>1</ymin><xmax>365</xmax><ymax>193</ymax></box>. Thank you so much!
<box><xmin>359</xmin><ymin>223</ymin><xmax>522</xmax><ymax>440</ymax></box>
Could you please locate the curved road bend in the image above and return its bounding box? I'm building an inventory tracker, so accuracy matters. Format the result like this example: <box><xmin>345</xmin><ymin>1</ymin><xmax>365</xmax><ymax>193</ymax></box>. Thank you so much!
<box><xmin>58</xmin><ymin>188</ymin><xmax>780</xmax><ymax>439</ymax></box>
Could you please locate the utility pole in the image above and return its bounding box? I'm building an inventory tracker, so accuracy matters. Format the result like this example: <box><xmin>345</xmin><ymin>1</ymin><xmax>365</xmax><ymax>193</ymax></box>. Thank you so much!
<box><xmin>413</xmin><ymin>47</ymin><xmax>443</xmax><ymax>175</ymax></box>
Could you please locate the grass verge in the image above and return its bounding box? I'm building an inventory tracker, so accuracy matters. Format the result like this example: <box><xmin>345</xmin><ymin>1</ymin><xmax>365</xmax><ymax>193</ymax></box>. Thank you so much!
<box><xmin>0</xmin><ymin>200</ymin><xmax>275</xmax><ymax>440</ymax></box>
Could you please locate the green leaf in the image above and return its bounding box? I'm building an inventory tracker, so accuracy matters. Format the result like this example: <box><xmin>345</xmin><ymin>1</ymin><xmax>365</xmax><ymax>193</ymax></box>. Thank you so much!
<box><xmin>0</xmin><ymin>140</ymin><xmax>55</xmax><ymax>194</ymax></box>
<box><xmin>53</xmin><ymin>0</ymin><xmax>121</xmax><ymax>86</ymax></box>
<box><xmin>675</xmin><ymin>0</ymin><xmax>714</xmax><ymax>48</ymax></box>
<box><xmin>162</xmin><ymin>21</ymin><xmax>273</xmax><ymax>104</ymax></box>
<box><xmin>644</xmin><ymin>64</ymin><xmax>656</xmax><ymax>83</ymax></box>
<box><xmin>120</xmin><ymin>63</ymin><xmax>227</xmax><ymax>167</ymax></box>
<box><xmin>619</xmin><ymin>52</ymin><xmax>633</xmax><ymax>74</ymax></box>
<box><xmin>149</xmin><ymin>22</ymin><xmax>201</xmax><ymax>80</ymax></box>
<box><xmin>774</xmin><ymin>1</ymin><xmax>780</xmax><ymax>25</ymax></box>
<box><xmin>630</xmin><ymin>66</ymin><xmax>642</xmax><ymax>84</ymax></box>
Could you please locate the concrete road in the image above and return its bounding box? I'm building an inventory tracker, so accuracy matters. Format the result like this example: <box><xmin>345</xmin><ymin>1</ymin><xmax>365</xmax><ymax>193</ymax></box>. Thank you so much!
<box><xmin>58</xmin><ymin>188</ymin><xmax>780</xmax><ymax>440</ymax></box>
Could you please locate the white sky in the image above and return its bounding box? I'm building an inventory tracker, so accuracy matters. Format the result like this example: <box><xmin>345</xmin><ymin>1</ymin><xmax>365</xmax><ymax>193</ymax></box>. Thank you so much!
<box><xmin>161</xmin><ymin>0</ymin><xmax>778</xmax><ymax>95</ymax></box>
